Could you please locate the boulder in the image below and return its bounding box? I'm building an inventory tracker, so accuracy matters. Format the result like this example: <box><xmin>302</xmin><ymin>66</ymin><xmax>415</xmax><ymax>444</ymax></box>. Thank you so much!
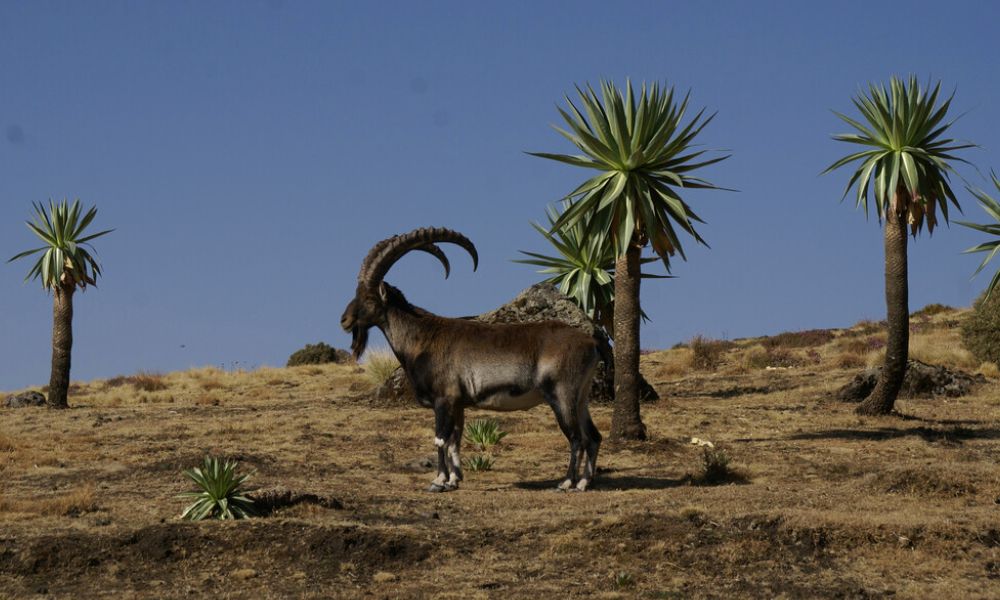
<box><xmin>4</xmin><ymin>391</ymin><xmax>46</xmax><ymax>408</ymax></box>
<box><xmin>836</xmin><ymin>360</ymin><xmax>986</xmax><ymax>402</ymax></box>
<box><xmin>369</xmin><ymin>283</ymin><xmax>658</xmax><ymax>406</ymax></box>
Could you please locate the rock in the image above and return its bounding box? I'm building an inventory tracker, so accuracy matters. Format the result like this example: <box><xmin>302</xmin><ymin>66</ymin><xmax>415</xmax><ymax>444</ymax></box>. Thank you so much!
<box><xmin>368</xmin><ymin>283</ymin><xmax>658</xmax><ymax>406</ymax></box>
<box><xmin>836</xmin><ymin>360</ymin><xmax>986</xmax><ymax>402</ymax></box>
<box><xmin>372</xmin><ymin>571</ymin><xmax>399</xmax><ymax>583</ymax></box>
<box><xmin>4</xmin><ymin>391</ymin><xmax>46</xmax><ymax>408</ymax></box>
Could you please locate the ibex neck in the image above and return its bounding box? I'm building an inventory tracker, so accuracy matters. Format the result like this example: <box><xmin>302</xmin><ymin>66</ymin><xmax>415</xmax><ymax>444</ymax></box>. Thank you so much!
<box><xmin>380</xmin><ymin>304</ymin><xmax>431</xmax><ymax>365</ymax></box>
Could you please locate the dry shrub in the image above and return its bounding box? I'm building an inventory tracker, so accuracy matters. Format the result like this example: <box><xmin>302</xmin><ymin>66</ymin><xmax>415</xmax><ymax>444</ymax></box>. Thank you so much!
<box><xmin>103</xmin><ymin>371</ymin><xmax>167</xmax><ymax>392</ymax></box>
<box><xmin>364</xmin><ymin>350</ymin><xmax>400</xmax><ymax>385</ymax></box>
<box><xmin>690</xmin><ymin>336</ymin><xmax>733</xmax><ymax>371</ymax></box>
<box><xmin>852</xmin><ymin>319</ymin><xmax>885</xmax><ymax>336</ymax></box>
<box><xmin>0</xmin><ymin>485</ymin><xmax>97</xmax><ymax>516</ymax></box>
<box><xmin>835</xmin><ymin>352</ymin><xmax>866</xmax><ymax>369</ymax></box>
<box><xmin>200</xmin><ymin>379</ymin><xmax>226</xmax><ymax>391</ymax></box>
<box><xmin>104</xmin><ymin>375</ymin><xmax>129</xmax><ymax>388</ymax></box>
<box><xmin>836</xmin><ymin>337</ymin><xmax>869</xmax><ymax>355</ymax></box>
<box><xmin>740</xmin><ymin>346</ymin><xmax>770</xmax><ymax>371</ymax></box>
<box><xmin>762</xmin><ymin>329</ymin><xmax>835</xmax><ymax>349</ymax></box>
<box><xmin>912</xmin><ymin>303</ymin><xmax>954</xmax><ymax>318</ymax></box>
<box><xmin>131</xmin><ymin>371</ymin><xmax>168</xmax><ymax>392</ymax></box>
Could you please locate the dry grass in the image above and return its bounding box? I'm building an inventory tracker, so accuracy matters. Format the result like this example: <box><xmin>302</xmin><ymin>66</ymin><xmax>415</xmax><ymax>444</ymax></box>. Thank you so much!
<box><xmin>909</xmin><ymin>335</ymin><xmax>979</xmax><ymax>370</ymax></box>
<box><xmin>1</xmin><ymin>310</ymin><xmax>998</xmax><ymax>598</ymax></box>
<box><xmin>977</xmin><ymin>362</ymin><xmax>1000</xmax><ymax>378</ymax></box>
<box><xmin>0</xmin><ymin>485</ymin><xmax>96</xmax><ymax>516</ymax></box>
<box><xmin>363</xmin><ymin>349</ymin><xmax>400</xmax><ymax>385</ymax></box>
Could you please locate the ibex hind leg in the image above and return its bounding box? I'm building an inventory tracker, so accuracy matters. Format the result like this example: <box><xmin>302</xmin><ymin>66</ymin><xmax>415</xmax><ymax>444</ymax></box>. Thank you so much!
<box><xmin>544</xmin><ymin>383</ymin><xmax>581</xmax><ymax>491</ymax></box>
<box><xmin>576</xmin><ymin>405</ymin><xmax>602</xmax><ymax>491</ymax></box>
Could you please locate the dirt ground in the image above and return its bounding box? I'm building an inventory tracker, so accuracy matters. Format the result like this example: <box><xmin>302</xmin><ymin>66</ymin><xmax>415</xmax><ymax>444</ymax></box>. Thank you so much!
<box><xmin>3</xmin><ymin>316</ymin><xmax>1000</xmax><ymax>598</ymax></box>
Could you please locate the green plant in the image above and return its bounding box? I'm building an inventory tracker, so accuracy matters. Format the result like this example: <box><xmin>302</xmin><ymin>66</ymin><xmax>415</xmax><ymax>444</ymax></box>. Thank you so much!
<box><xmin>961</xmin><ymin>292</ymin><xmax>1000</xmax><ymax>366</ymax></box>
<box><xmin>823</xmin><ymin>76</ymin><xmax>974</xmax><ymax>416</ymax></box>
<box><xmin>178</xmin><ymin>455</ymin><xmax>256</xmax><ymax>520</ymax></box>
<box><xmin>958</xmin><ymin>172</ymin><xmax>1000</xmax><ymax>300</ymax></box>
<box><xmin>286</xmin><ymin>342</ymin><xmax>350</xmax><ymax>367</ymax></box>
<box><xmin>464</xmin><ymin>418</ymin><xmax>508</xmax><ymax>451</ymax></box>
<box><xmin>532</xmin><ymin>79</ymin><xmax>729</xmax><ymax>441</ymax></box>
<box><xmin>516</xmin><ymin>200</ymin><xmax>661</xmax><ymax>335</ymax></box>
<box><xmin>8</xmin><ymin>199</ymin><xmax>113</xmax><ymax>408</ymax></box>
<box><xmin>613</xmin><ymin>571</ymin><xmax>635</xmax><ymax>589</ymax></box>
<box><xmin>363</xmin><ymin>349</ymin><xmax>400</xmax><ymax>385</ymax></box>
<box><xmin>462</xmin><ymin>454</ymin><xmax>495</xmax><ymax>472</ymax></box>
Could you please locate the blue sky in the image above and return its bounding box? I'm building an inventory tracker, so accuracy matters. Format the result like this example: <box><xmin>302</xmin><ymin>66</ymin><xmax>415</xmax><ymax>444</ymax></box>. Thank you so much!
<box><xmin>3</xmin><ymin>1</ymin><xmax>1000</xmax><ymax>390</ymax></box>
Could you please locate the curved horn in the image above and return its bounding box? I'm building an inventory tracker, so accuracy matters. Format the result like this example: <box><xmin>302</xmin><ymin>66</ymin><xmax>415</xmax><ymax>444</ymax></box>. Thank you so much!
<box><xmin>415</xmin><ymin>244</ymin><xmax>451</xmax><ymax>278</ymax></box>
<box><xmin>360</xmin><ymin>227</ymin><xmax>478</xmax><ymax>291</ymax></box>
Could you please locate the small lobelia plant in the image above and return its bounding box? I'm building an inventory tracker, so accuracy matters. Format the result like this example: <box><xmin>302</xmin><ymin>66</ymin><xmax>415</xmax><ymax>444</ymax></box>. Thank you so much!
<box><xmin>463</xmin><ymin>418</ymin><xmax>508</xmax><ymax>473</ymax></box>
<box><xmin>178</xmin><ymin>455</ymin><xmax>257</xmax><ymax>520</ymax></box>
<box><xmin>464</xmin><ymin>418</ymin><xmax>508</xmax><ymax>451</ymax></box>
<box><xmin>462</xmin><ymin>453</ymin><xmax>495</xmax><ymax>472</ymax></box>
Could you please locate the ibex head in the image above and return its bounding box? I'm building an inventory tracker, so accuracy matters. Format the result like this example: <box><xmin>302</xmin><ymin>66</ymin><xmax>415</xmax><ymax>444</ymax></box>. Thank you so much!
<box><xmin>340</xmin><ymin>227</ymin><xmax>478</xmax><ymax>360</ymax></box>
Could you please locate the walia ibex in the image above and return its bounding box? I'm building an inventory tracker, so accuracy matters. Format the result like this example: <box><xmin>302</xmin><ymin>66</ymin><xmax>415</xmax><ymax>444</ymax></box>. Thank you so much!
<box><xmin>341</xmin><ymin>228</ymin><xmax>603</xmax><ymax>492</ymax></box>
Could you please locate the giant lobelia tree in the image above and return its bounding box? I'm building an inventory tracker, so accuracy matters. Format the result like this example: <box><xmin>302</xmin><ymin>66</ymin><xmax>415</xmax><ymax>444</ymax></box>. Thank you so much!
<box><xmin>516</xmin><ymin>199</ymin><xmax>664</xmax><ymax>337</ymax></box>
<box><xmin>958</xmin><ymin>172</ymin><xmax>1000</xmax><ymax>299</ymax></box>
<box><xmin>8</xmin><ymin>200</ymin><xmax>113</xmax><ymax>408</ymax></box>
<box><xmin>531</xmin><ymin>80</ymin><xmax>729</xmax><ymax>440</ymax></box>
<box><xmin>824</xmin><ymin>76</ymin><xmax>974</xmax><ymax>415</ymax></box>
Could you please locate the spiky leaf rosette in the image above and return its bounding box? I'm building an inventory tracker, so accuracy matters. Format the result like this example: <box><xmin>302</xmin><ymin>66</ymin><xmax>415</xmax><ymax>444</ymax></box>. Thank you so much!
<box><xmin>516</xmin><ymin>200</ymin><xmax>664</xmax><ymax>326</ymax></box>
<box><xmin>178</xmin><ymin>456</ymin><xmax>256</xmax><ymax>520</ymax></box>
<box><xmin>8</xmin><ymin>199</ymin><xmax>113</xmax><ymax>292</ymax></box>
<box><xmin>823</xmin><ymin>75</ymin><xmax>974</xmax><ymax>235</ymax></box>
<box><xmin>958</xmin><ymin>172</ymin><xmax>1000</xmax><ymax>300</ymax></box>
<box><xmin>530</xmin><ymin>79</ymin><xmax>729</xmax><ymax>270</ymax></box>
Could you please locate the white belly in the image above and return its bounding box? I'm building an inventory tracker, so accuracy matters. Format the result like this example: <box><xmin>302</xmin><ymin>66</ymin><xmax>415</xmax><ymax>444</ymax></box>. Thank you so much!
<box><xmin>475</xmin><ymin>389</ymin><xmax>545</xmax><ymax>412</ymax></box>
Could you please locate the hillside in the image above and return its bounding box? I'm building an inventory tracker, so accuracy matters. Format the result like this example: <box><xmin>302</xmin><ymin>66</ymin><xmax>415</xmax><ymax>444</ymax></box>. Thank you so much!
<box><xmin>2</xmin><ymin>306</ymin><xmax>1000</xmax><ymax>598</ymax></box>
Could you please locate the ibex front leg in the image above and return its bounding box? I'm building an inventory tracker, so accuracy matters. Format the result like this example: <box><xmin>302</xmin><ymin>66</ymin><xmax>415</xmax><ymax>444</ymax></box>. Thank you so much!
<box><xmin>428</xmin><ymin>400</ymin><xmax>459</xmax><ymax>493</ymax></box>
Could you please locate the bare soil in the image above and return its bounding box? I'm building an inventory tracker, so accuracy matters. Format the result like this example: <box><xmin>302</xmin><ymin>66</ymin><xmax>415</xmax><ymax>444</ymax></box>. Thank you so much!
<box><xmin>3</xmin><ymin>321</ymin><xmax>1000</xmax><ymax>598</ymax></box>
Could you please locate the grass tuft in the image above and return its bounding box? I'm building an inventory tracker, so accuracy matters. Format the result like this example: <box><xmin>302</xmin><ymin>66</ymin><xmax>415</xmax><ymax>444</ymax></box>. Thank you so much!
<box><xmin>364</xmin><ymin>350</ymin><xmax>400</xmax><ymax>386</ymax></box>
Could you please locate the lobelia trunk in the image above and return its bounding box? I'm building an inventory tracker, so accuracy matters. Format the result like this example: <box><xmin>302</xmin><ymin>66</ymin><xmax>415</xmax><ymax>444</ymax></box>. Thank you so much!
<box><xmin>48</xmin><ymin>284</ymin><xmax>75</xmax><ymax>409</ymax></box>
<box><xmin>857</xmin><ymin>209</ymin><xmax>909</xmax><ymax>415</ymax></box>
<box><xmin>610</xmin><ymin>241</ymin><xmax>647</xmax><ymax>440</ymax></box>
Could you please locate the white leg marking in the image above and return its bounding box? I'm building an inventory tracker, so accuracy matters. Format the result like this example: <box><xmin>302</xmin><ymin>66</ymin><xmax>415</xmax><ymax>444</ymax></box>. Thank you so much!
<box><xmin>557</xmin><ymin>479</ymin><xmax>574</xmax><ymax>491</ymax></box>
<box><xmin>431</xmin><ymin>472</ymin><xmax>447</xmax><ymax>486</ymax></box>
<box><xmin>448</xmin><ymin>444</ymin><xmax>462</xmax><ymax>472</ymax></box>
<box><xmin>576</xmin><ymin>478</ymin><xmax>590</xmax><ymax>491</ymax></box>
<box><xmin>434</xmin><ymin>437</ymin><xmax>446</xmax><ymax>448</ymax></box>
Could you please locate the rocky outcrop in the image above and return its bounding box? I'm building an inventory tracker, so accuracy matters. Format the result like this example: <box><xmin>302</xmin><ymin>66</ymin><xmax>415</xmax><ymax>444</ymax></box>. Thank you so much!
<box><xmin>836</xmin><ymin>360</ymin><xmax>986</xmax><ymax>402</ymax></box>
<box><xmin>368</xmin><ymin>283</ymin><xmax>658</xmax><ymax>406</ymax></box>
<box><xmin>4</xmin><ymin>391</ymin><xmax>46</xmax><ymax>408</ymax></box>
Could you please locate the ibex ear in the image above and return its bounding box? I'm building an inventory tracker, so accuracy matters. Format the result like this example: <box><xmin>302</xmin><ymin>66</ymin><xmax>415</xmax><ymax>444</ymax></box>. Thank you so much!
<box><xmin>378</xmin><ymin>282</ymin><xmax>389</xmax><ymax>301</ymax></box>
